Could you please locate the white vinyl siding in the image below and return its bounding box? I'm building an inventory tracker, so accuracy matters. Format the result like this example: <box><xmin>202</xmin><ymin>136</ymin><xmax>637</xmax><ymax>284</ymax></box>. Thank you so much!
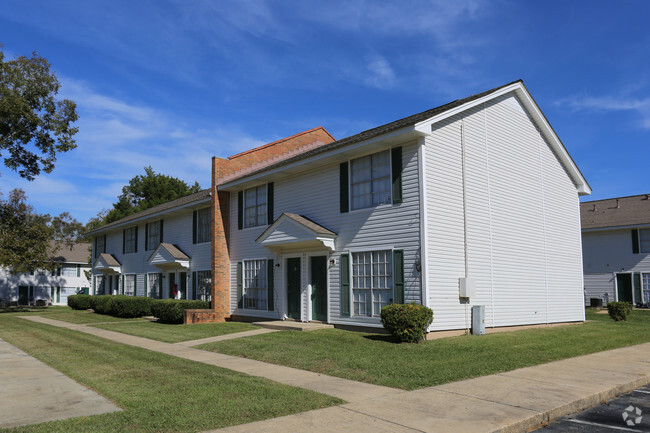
<box><xmin>244</xmin><ymin>185</ymin><xmax>267</xmax><ymax>228</ymax></box>
<box><xmin>352</xmin><ymin>250</ymin><xmax>393</xmax><ymax>317</ymax></box>
<box><xmin>196</xmin><ymin>207</ymin><xmax>211</xmax><ymax>243</ymax></box>
<box><xmin>243</xmin><ymin>259</ymin><xmax>267</xmax><ymax>310</ymax></box>
<box><xmin>350</xmin><ymin>150</ymin><xmax>391</xmax><ymax>210</ymax></box>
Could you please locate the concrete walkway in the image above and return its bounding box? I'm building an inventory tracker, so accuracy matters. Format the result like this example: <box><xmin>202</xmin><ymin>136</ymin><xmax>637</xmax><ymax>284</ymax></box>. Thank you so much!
<box><xmin>19</xmin><ymin>316</ymin><xmax>401</xmax><ymax>403</ymax></box>
<box><xmin>0</xmin><ymin>338</ymin><xmax>121</xmax><ymax>429</ymax></box>
<box><xmin>174</xmin><ymin>328</ymin><xmax>279</xmax><ymax>347</ymax></box>
<box><xmin>19</xmin><ymin>316</ymin><xmax>650</xmax><ymax>433</ymax></box>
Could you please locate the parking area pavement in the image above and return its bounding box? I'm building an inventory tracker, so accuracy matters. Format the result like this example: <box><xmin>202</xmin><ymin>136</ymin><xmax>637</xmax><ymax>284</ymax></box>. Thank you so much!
<box><xmin>0</xmin><ymin>337</ymin><xmax>122</xmax><ymax>429</ymax></box>
<box><xmin>536</xmin><ymin>384</ymin><xmax>650</xmax><ymax>432</ymax></box>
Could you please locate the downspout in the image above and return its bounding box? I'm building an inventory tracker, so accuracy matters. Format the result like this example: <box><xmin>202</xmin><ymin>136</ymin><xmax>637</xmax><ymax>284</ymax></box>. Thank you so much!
<box><xmin>461</xmin><ymin>119</ymin><xmax>470</xmax><ymax>333</ymax></box>
<box><xmin>483</xmin><ymin>103</ymin><xmax>495</xmax><ymax>328</ymax></box>
<box><xmin>537</xmin><ymin>128</ymin><xmax>550</xmax><ymax>324</ymax></box>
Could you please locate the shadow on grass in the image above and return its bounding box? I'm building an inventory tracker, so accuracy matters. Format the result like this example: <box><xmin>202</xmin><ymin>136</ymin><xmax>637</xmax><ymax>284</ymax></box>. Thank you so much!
<box><xmin>362</xmin><ymin>334</ymin><xmax>400</xmax><ymax>343</ymax></box>
<box><xmin>0</xmin><ymin>307</ymin><xmax>49</xmax><ymax>314</ymax></box>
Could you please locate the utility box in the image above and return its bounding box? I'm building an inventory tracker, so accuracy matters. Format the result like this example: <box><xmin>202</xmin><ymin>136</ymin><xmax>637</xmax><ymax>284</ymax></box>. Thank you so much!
<box><xmin>459</xmin><ymin>277</ymin><xmax>477</xmax><ymax>298</ymax></box>
<box><xmin>472</xmin><ymin>305</ymin><xmax>485</xmax><ymax>335</ymax></box>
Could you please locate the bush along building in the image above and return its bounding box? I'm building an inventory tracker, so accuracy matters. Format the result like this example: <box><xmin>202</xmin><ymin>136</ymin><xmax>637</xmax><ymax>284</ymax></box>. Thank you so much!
<box><xmin>195</xmin><ymin>80</ymin><xmax>591</xmax><ymax>332</ymax></box>
<box><xmin>581</xmin><ymin>194</ymin><xmax>650</xmax><ymax>307</ymax></box>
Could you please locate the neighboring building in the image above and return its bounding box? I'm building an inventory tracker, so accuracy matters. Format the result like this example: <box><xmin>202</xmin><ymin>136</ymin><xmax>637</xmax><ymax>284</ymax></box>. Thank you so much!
<box><xmin>0</xmin><ymin>242</ymin><xmax>91</xmax><ymax>306</ymax></box>
<box><xmin>208</xmin><ymin>80</ymin><xmax>591</xmax><ymax>331</ymax></box>
<box><xmin>87</xmin><ymin>127</ymin><xmax>335</xmax><ymax>303</ymax></box>
<box><xmin>581</xmin><ymin>194</ymin><xmax>650</xmax><ymax>306</ymax></box>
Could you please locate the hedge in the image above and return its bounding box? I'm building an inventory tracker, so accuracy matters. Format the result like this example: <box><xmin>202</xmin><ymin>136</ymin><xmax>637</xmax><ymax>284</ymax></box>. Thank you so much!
<box><xmin>607</xmin><ymin>301</ymin><xmax>632</xmax><ymax>321</ymax></box>
<box><xmin>150</xmin><ymin>299</ymin><xmax>210</xmax><ymax>324</ymax></box>
<box><xmin>68</xmin><ymin>294</ymin><xmax>92</xmax><ymax>310</ymax></box>
<box><xmin>380</xmin><ymin>302</ymin><xmax>434</xmax><ymax>343</ymax></box>
<box><xmin>108</xmin><ymin>296</ymin><xmax>155</xmax><ymax>318</ymax></box>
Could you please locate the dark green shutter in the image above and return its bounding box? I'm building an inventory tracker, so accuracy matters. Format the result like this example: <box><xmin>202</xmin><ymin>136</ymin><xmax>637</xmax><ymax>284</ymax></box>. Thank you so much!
<box><xmin>340</xmin><ymin>254</ymin><xmax>350</xmax><ymax>317</ymax></box>
<box><xmin>192</xmin><ymin>272</ymin><xmax>197</xmax><ymax>300</ymax></box>
<box><xmin>103</xmin><ymin>235</ymin><xmax>106</xmax><ymax>253</ymax></box>
<box><xmin>340</xmin><ymin>162</ymin><xmax>349</xmax><ymax>213</ymax></box>
<box><xmin>122</xmin><ymin>230</ymin><xmax>126</xmax><ymax>254</ymax></box>
<box><xmin>159</xmin><ymin>220</ymin><xmax>163</xmax><ymax>244</ymax></box>
<box><xmin>237</xmin><ymin>262</ymin><xmax>243</xmax><ymax>308</ymax></box>
<box><xmin>393</xmin><ymin>250</ymin><xmax>404</xmax><ymax>304</ymax></box>
<box><xmin>192</xmin><ymin>210</ymin><xmax>197</xmax><ymax>244</ymax></box>
<box><xmin>238</xmin><ymin>191</ymin><xmax>243</xmax><ymax>230</ymax></box>
<box><xmin>121</xmin><ymin>275</ymin><xmax>125</xmax><ymax>295</ymax></box>
<box><xmin>143</xmin><ymin>274</ymin><xmax>148</xmax><ymax>297</ymax></box>
<box><xmin>632</xmin><ymin>229</ymin><xmax>640</xmax><ymax>254</ymax></box>
<box><xmin>145</xmin><ymin>224</ymin><xmax>149</xmax><ymax>250</ymax></box>
<box><xmin>134</xmin><ymin>275</ymin><xmax>137</xmax><ymax>297</ymax></box>
<box><xmin>391</xmin><ymin>147</ymin><xmax>403</xmax><ymax>204</ymax></box>
<box><xmin>267</xmin><ymin>183</ymin><xmax>274</xmax><ymax>225</ymax></box>
<box><xmin>134</xmin><ymin>228</ymin><xmax>138</xmax><ymax>253</ymax></box>
<box><xmin>76</xmin><ymin>264</ymin><xmax>80</xmax><ymax>277</ymax></box>
<box><xmin>267</xmin><ymin>260</ymin><xmax>274</xmax><ymax>311</ymax></box>
<box><xmin>158</xmin><ymin>273</ymin><xmax>163</xmax><ymax>299</ymax></box>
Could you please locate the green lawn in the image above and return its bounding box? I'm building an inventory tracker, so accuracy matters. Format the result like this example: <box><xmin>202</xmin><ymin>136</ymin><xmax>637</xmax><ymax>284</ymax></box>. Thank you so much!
<box><xmin>0</xmin><ymin>312</ymin><xmax>341</xmax><ymax>433</ymax></box>
<box><xmin>92</xmin><ymin>320</ymin><xmax>258</xmax><ymax>343</ymax></box>
<box><xmin>0</xmin><ymin>305</ymin><xmax>141</xmax><ymax>324</ymax></box>
<box><xmin>199</xmin><ymin>309</ymin><xmax>650</xmax><ymax>390</ymax></box>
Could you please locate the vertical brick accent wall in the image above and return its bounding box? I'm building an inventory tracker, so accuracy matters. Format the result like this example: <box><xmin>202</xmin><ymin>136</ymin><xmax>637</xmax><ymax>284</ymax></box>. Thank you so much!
<box><xmin>211</xmin><ymin>157</ymin><xmax>231</xmax><ymax>320</ymax></box>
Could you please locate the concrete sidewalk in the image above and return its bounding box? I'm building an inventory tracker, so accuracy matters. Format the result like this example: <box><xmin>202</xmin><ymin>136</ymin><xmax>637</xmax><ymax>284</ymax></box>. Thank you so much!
<box><xmin>20</xmin><ymin>315</ymin><xmax>650</xmax><ymax>433</ymax></box>
<box><xmin>0</xmin><ymin>338</ymin><xmax>121</xmax><ymax>429</ymax></box>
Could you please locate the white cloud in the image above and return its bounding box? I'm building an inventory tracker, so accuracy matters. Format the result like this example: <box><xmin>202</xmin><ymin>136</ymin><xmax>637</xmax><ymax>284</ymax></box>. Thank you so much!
<box><xmin>557</xmin><ymin>95</ymin><xmax>650</xmax><ymax>129</ymax></box>
<box><xmin>364</xmin><ymin>55</ymin><xmax>396</xmax><ymax>89</ymax></box>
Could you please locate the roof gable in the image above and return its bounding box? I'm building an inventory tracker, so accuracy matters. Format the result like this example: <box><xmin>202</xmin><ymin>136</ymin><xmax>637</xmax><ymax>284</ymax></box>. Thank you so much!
<box><xmin>257</xmin><ymin>213</ymin><xmax>337</xmax><ymax>251</ymax></box>
<box><xmin>147</xmin><ymin>243</ymin><xmax>190</xmax><ymax>269</ymax></box>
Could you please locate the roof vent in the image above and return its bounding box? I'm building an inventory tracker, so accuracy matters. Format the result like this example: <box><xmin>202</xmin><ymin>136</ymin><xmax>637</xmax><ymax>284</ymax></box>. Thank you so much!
<box><xmin>645</xmin><ymin>194</ymin><xmax>650</xmax><ymax>200</ymax></box>
<box><xmin>593</xmin><ymin>204</ymin><xmax>597</xmax><ymax>211</ymax></box>
<box><xmin>616</xmin><ymin>199</ymin><xmax>621</xmax><ymax>209</ymax></box>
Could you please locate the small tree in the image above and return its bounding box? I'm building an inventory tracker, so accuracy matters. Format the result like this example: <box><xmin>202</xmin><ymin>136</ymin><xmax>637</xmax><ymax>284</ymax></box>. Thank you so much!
<box><xmin>0</xmin><ymin>46</ymin><xmax>78</xmax><ymax>180</ymax></box>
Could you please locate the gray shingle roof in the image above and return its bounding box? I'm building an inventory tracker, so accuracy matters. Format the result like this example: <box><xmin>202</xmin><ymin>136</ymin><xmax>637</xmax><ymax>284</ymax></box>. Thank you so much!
<box><xmin>581</xmin><ymin>194</ymin><xmax>650</xmax><ymax>230</ymax></box>
<box><xmin>157</xmin><ymin>243</ymin><xmax>190</xmax><ymax>260</ymax></box>
<box><xmin>87</xmin><ymin>189</ymin><xmax>211</xmax><ymax>235</ymax></box>
<box><xmin>283</xmin><ymin>213</ymin><xmax>337</xmax><ymax>236</ymax></box>
<box><xmin>50</xmin><ymin>242</ymin><xmax>91</xmax><ymax>263</ymax></box>
<box><xmin>97</xmin><ymin>253</ymin><xmax>121</xmax><ymax>267</ymax></box>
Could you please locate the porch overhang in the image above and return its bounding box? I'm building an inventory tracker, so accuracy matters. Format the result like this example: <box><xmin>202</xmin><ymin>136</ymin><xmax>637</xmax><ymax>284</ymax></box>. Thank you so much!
<box><xmin>147</xmin><ymin>243</ymin><xmax>191</xmax><ymax>270</ymax></box>
<box><xmin>256</xmin><ymin>213</ymin><xmax>337</xmax><ymax>252</ymax></box>
<box><xmin>93</xmin><ymin>253</ymin><xmax>121</xmax><ymax>274</ymax></box>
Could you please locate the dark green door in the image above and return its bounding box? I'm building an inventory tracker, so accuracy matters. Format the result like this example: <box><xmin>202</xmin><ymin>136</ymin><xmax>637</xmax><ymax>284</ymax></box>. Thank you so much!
<box><xmin>179</xmin><ymin>272</ymin><xmax>187</xmax><ymax>300</ymax></box>
<box><xmin>81</xmin><ymin>287</ymin><xmax>89</xmax><ymax>295</ymax></box>
<box><xmin>311</xmin><ymin>256</ymin><xmax>327</xmax><ymax>321</ymax></box>
<box><xmin>617</xmin><ymin>274</ymin><xmax>633</xmax><ymax>303</ymax></box>
<box><xmin>18</xmin><ymin>286</ymin><xmax>28</xmax><ymax>305</ymax></box>
<box><xmin>287</xmin><ymin>258</ymin><xmax>301</xmax><ymax>320</ymax></box>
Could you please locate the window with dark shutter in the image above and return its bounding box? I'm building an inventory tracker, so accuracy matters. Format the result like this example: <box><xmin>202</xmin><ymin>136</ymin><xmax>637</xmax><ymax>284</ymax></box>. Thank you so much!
<box><xmin>340</xmin><ymin>253</ymin><xmax>350</xmax><ymax>317</ymax></box>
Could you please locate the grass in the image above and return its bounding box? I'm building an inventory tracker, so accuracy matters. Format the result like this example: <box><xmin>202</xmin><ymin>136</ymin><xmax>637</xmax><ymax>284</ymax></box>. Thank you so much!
<box><xmin>92</xmin><ymin>320</ymin><xmax>258</xmax><ymax>343</ymax></box>
<box><xmin>0</xmin><ymin>305</ymin><xmax>140</xmax><ymax>324</ymax></box>
<box><xmin>0</xmin><ymin>312</ymin><xmax>341</xmax><ymax>433</ymax></box>
<box><xmin>199</xmin><ymin>309</ymin><xmax>650</xmax><ymax>390</ymax></box>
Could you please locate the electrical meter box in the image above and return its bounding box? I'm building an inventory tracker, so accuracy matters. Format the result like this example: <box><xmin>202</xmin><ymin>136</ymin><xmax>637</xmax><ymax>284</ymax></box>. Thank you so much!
<box><xmin>459</xmin><ymin>277</ymin><xmax>477</xmax><ymax>298</ymax></box>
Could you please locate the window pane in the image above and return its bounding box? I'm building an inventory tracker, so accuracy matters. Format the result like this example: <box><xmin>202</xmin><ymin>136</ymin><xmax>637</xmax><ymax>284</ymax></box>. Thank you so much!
<box><xmin>351</xmin><ymin>250</ymin><xmax>393</xmax><ymax>317</ymax></box>
<box><xmin>243</xmin><ymin>260</ymin><xmax>267</xmax><ymax>310</ymax></box>
<box><xmin>196</xmin><ymin>270</ymin><xmax>212</xmax><ymax>302</ymax></box>
<box><xmin>350</xmin><ymin>150</ymin><xmax>391</xmax><ymax>210</ymax></box>
<box><xmin>197</xmin><ymin>208</ymin><xmax>211</xmax><ymax>243</ymax></box>
<box><xmin>643</xmin><ymin>273</ymin><xmax>650</xmax><ymax>304</ymax></box>
<box><xmin>640</xmin><ymin>229</ymin><xmax>650</xmax><ymax>253</ymax></box>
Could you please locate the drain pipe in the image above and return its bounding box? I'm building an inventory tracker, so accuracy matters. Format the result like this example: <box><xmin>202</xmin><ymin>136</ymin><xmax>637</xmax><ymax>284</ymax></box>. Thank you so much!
<box><xmin>461</xmin><ymin>119</ymin><xmax>470</xmax><ymax>334</ymax></box>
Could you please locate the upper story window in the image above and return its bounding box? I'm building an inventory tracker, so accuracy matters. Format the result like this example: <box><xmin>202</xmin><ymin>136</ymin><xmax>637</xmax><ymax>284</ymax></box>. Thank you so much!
<box><xmin>194</xmin><ymin>207</ymin><xmax>211</xmax><ymax>244</ymax></box>
<box><xmin>640</xmin><ymin>229</ymin><xmax>650</xmax><ymax>253</ymax></box>
<box><xmin>61</xmin><ymin>264</ymin><xmax>77</xmax><ymax>277</ymax></box>
<box><xmin>146</xmin><ymin>220</ymin><xmax>162</xmax><ymax>250</ymax></box>
<box><xmin>350</xmin><ymin>150</ymin><xmax>392</xmax><ymax>210</ymax></box>
<box><xmin>94</xmin><ymin>235</ymin><xmax>105</xmax><ymax>258</ymax></box>
<box><xmin>244</xmin><ymin>185</ymin><xmax>267</xmax><ymax>228</ymax></box>
<box><xmin>123</xmin><ymin>226</ymin><xmax>137</xmax><ymax>254</ymax></box>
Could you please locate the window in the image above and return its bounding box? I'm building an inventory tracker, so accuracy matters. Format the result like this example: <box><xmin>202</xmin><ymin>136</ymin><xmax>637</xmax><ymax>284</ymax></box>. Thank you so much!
<box><xmin>195</xmin><ymin>208</ymin><xmax>211</xmax><ymax>243</ymax></box>
<box><xmin>244</xmin><ymin>185</ymin><xmax>267</xmax><ymax>228</ymax></box>
<box><xmin>352</xmin><ymin>250</ymin><xmax>393</xmax><ymax>317</ymax></box>
<box><xmin>146</xmin><ymin>221</ymin><xmax>162</xmax><ymax>250</ymax></box>
<box><xmin>124</xmin><ymin>275</ymin><xmax>135</xmax><ymax>296</ymax></box>
<box><xmin>350</xmin><ymin>150</ymin><xmax>391</xmax><ymax>210</ymax></box>
<box><xmin>124</xmin><ymin>226</ymin><xmax>137</xmax><ymax>254</ymax></box>
<box><xmin>95</xmin><ymin>275</ymin><xmax>104</xmax><ymax>295</ymax></box>
<box><xmin>243</xmin><ymin>260</ymin><xmax>267</xmax><ymax>310</ymax></box>
<box><xmin>640</xmin><ymin>229</ymin><xmax>650</xmax><ymax>253</ymax></box>
<box><xmin>148</xmin><ymin>273</ymin><xmax>161</xmax><ymax>299</ymax></box>
<box><xmin>61</xmin><ymin>264</ymin><xmax>77</xmax><ymax>277</ymax></box>
<box><xmin>196</xmin><ymin>270</ymin><xmax>212</xmax><ymax>302</ymax></box>
<box><xmin>94</xmin><ymin>235</ymin><xmax>105</xmax><ymax>258</ymax></box>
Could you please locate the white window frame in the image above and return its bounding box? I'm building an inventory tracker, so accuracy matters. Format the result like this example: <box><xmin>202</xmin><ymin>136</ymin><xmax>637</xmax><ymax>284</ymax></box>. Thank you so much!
<box><xmin>124</xmin><ymin>226</ymin><xmax>137</xmax><ymax>254</ymax></box>
<box><xmin>243</xmin><ymin>185</ymin><xmax>267</xmax><ymax>229</ymax></box>
<box><xmin>350</xmin><ymin>249</ymin><xmax>394</xmax><ymax>318</ymax></box>
<box><xmin>61</xmin><ymin>264</ymin><xmax>77</xmax><ymax>277</ymax></box>
<box><xmin>196</xmin><ymin>207</ymin><xmax>211</xmax><ymax>243</ymax></box>
<box><xmin>243</xmin><ymin>259</ymin><xmax>268</xmax><ymax>311</ymax></box>
<box><xmin>147</xmin><ymin>273</ymin><xmax>161</xmax><ymax>299</ymax></box>
<box><xmin>349</xmin><ymin>149</ymin><xmax>392</xmax><ymax>211</ymax></box>
<box><xmin>124</xmin><ymin>274</ymin><xmax>136</xmax><ymax>296</ymax></box>
<box><xmin>147</xmin><ymin>221</ymin><xmax>161</xmax><ymax>250</ymax></box>
<box><xmin>196</xmin><ymin>270</ymin><xmax>212</xmax><ymax>302</ymax></box>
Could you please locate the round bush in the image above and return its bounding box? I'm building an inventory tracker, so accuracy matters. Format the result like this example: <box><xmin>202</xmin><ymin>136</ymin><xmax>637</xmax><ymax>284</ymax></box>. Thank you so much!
<box><xmin>380</xmin><ymin>302</ymin><xmax>433</xmax><ymax>343</ymax></box>
<box><xmin>151</xmin><ymin>299</ymin><xmax>210</xmax><ymax>324</ymax></box>
<box><xmin>68</xmin><ymin>294</ymin><xmax>92</xmax><ymax>310</ymax></box>
<box><xmin>108</xmin><ymin>296</ymin><xmax>155</xmax><ymax>318</ymax></box>
<box><xmin>607</xmin><ymin>301</ymin><xmax>632</xmax><ymax>321</ymax></box>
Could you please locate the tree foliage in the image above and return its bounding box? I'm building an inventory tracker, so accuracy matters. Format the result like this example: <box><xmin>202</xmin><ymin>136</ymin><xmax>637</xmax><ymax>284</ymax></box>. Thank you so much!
<box><xmin>105</xmin><ymin>166</ymin><xmax>201</xmax><ymax>223</ymax></box>
<box><xmin>0</xmin><ymin>45</ymin><xmax>79</xmax><ymax>180</ymax></box>
<box><xmin>0</xmin><ymin>189</ymin><xmax>54</xmax><ymax>273</ymax></box>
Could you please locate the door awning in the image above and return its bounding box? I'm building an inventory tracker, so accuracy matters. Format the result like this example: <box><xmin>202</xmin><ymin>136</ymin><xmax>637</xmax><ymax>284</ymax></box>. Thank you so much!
<box><xmin>256</xmin><ymin>213</ymin><xmax>337</xmax><ymax>252</ymax></box>
<box><xmin>93</xmin><ymin>253</ymin><xmax>121</xmax><ymax>274</ymax></box>
<box><xmin>147</xmin><ymin>243</ymin><xmax>191</xmax><ymax>270</ymax></box>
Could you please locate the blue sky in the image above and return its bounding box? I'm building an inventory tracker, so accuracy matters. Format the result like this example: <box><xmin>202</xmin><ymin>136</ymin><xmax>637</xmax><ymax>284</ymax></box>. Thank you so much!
<box><xmin>1</xmin><ymin>0</ymin><xmax>649</xmax><ymax>222</ymax></box>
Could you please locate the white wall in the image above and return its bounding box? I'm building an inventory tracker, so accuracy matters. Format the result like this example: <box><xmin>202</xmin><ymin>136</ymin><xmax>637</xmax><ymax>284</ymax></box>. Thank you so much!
<box><xmin>0</xmin><ymin>265</ymin><xmax>91</xmax><ymax>305</ymax></box>
<box><xmin>425</xmin><ymin>93</ymin><xmax>584</xmax><ymax>331</ymax></box>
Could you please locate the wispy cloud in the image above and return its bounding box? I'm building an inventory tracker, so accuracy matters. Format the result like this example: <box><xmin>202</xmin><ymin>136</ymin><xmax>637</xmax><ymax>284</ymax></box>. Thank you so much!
<box><xmin>557</xmin><ymin>95</ymin><xmax>650</xmax><ymax>129</ymax></box>
<box><xmin>364</xmin><ymin>55</ymin><xmax>396</xmax><ymax>89</ymax></box>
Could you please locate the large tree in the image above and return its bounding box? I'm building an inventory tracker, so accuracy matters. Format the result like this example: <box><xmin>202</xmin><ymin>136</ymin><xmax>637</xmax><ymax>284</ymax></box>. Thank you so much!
<box><xmin>105</xmin><ymin>166</ymin><xmax>201</xmax><ymax>223</ymax></box>
<box><xmin>0</xmin><ymin>189</ymin><xmax>53</xmax><ymax>273</ymax></box>
<box><xmin>0</xmin><ymin>45</ymin><xmax>78</xmax><ymax>180</ymax></box>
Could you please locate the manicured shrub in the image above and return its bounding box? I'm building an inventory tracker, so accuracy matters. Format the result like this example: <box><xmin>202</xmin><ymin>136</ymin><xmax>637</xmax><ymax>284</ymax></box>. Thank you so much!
<box><xmin>151</xmin><ymin>299</ymin><xmax>210</xmax><ymax>324</ymax></box>
<box><xmin>68</xmin><ymin>294</ymin><xmax>92</xmax><ymax>310</ymax></box>
<box><xmin>607</xmin><ymin>301</ymin><xmax>632</xmax><ymax>321</ymax></box>
<box><xmin>380</xmin><ymin>302</ymin><xmax>433</xmax><ymax>343</ymax></box>
<box><xmin>90</xmin><ymin>295</ymin><xmax>114</xmax><ymax>315</ymax></box>
<box><xmin>108</xmin><ymin>296</ymin><xmax>155</xmax><ymax>318</ymax></box>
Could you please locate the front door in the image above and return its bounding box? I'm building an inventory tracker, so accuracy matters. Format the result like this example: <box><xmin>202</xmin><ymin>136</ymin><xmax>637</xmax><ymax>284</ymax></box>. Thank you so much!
<box><xmin>18</xmin><ymin>286</ymin><xmax>28</xmax><ymax>305</ymax></box>
<box><xmin>617</xmin><ymin>273</ymin><xmax>633</xmax><ymax>303</ymax></box>
<box><xmin>311</xmin><ymin>256</ymin><xmax>327</xmax><ymax>321</ymax></box>
<box><xmin>287</xmin><ymin>258</ymin><xmax>301</xmax><ymax>320</ymax></box>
